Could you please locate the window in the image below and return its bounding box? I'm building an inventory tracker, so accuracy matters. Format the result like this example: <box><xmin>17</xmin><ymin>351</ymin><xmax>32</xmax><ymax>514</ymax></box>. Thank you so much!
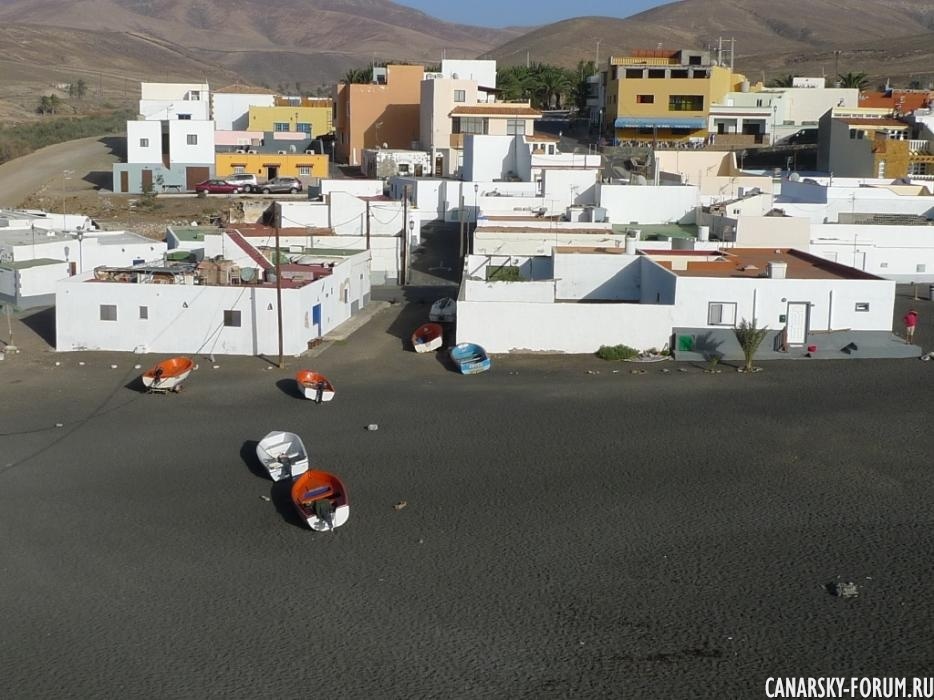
<box><xmin>688</xmin><ymin>55</ymin><xmax>702</xmax><ymax>66</ymax></box>
<box><xmin>452</xmin><ymin>117</ymin><xmax>488</xmax><ymax>135</ymax></box>
<box><xmin>139</xmin><ymin>306</ymin><xmax>149</xmax><ymax>320</ymax></box>
<box><xmin>100</xmin><ymin>304</ymin><xmax>117</xmax><ymax>321</ymax></box>
<box><xmin>398</xmin><ymin>163</ymin><xmax>410</xmax><ymax>174</ymax></box>
<box><xmin>233</xmin><ymin>165</ymin><xmax>246</xmax><ymax>174</ymax></box>
<box><xmin>177</xmin><ymin>114</ymin><xmax>191</xmax><ymax>120</ymax></box>
<box><xmin>223</xmin><ymin>310</ymin><xmax>241</xmax><ymax>327</ymax></box>
<box><xmin>139</xmin><ymin>138</ymin><xmax>149</xmax><ymax>148</ymax></box>
<box><xmin>877</xmin><ymin>160</ymin><xmax>886</xmax><ymax>178</ymax></box>
<box><xmin>273</xmin><ymin>122</ymin><xmax>289</xmax><ymax>132</ymax></box>
<box><xmin>189</xmin><ymin>90</ymin><xmax>201</xmax><ymax>101</ymax></box>
<box><xmin>186</xmin><ymin>134</ymin><xmax>198</xmax><ymax>145</ymax></box>
<box><xmin>296</xmin><ymin>122</ymin><xmax>311</xmax><ymax>134</ymax></box>
<box><xmin>849</xmin><ymin>129</ymin><xmax>864</xmax><ymax>140</ymax></box>
<box><xmin>669</xmin><ymin>95</ymin><xmax>704</xmax><ymax>111</ymax></box>
<box><xmin>917</xmin><ymin>264</ymin><xmax>927</xmax><ymax>273</ymax></box>
<box><xmin>855</xmin><ymin>303</ymin><xmax>870</xmax><ymax>312</ymax></box>
<box><xmin>298</xmin><ymin>166</ymin><xmax>311</xmax><ymax>175</ymax></box>
<box><xmin>625</xmin><ymin>69</ymin><xmax>643</xmax><ymax>79</ymax></box>
<box><xmin>648</xmin><ymin>69</ymin><xmax>666</xmax><ymax>79</ymax></box>
<box><xmin>453</xmin><ymin>89</ymin><xmax>466</xmax><ymax>103</ymax></box>
<box><xmin>880</xmin><ymin>262</ymin><xmax>888</xmax><ymax>268</ymax></box>
<box><xmin>636</xmin><ymin>94</ymin><xmax>655</xmax><ymax>104</ymax></box>
<box><xmin>506</xmin><ymin>118</ymin><xmax>526</xmax><ymax>135</ymax></box>
<box><xmin>670</xmin><ymin>69</ymin><xmax>688</xmax><ymax>79</ymax></box>
<box><xmin>707</xmin><ymin>302</ymin><xmax>737</xmax><ymax>326</ymax></box>
<box><xmin>691</xmin><ymin>70</ymin><xmax>709</xmax><ymax>79</ymax></box>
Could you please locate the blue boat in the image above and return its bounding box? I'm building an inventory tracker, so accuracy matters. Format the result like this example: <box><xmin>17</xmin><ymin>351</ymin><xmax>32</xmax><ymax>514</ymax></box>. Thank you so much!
<box><xmin>450</xmin><ymin>343</ymin><xmax>491</xmax><ymax>375</ymax></box>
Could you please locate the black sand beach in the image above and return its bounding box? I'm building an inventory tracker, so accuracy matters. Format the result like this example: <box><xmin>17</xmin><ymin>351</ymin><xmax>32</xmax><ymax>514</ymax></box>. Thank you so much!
<box><xmin>2</xmin><ymin>298</ymin><xmax>934</xmax><ymax>698</ymax></box>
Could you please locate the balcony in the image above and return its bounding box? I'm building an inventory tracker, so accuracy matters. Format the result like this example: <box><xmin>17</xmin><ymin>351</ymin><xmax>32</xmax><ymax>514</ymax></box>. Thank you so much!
<box><xmin>909</xmin><ymin>139</ymin><xmax>933</xmax><ymax>154</ymax></box>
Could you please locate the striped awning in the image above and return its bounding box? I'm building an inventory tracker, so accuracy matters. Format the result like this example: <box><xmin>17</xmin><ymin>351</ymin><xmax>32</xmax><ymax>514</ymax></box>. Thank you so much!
<box><xmin>614</xmin><ymin>117</ymin><xmax>706</xmax><ymax>129</ymax></box>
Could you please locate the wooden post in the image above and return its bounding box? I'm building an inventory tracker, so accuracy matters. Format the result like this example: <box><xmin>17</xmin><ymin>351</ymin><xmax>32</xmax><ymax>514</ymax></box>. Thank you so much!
<box><xmin>275</xmin><ymin>226</ymin><xmax>284</xmax><ymax>368</ymax></box>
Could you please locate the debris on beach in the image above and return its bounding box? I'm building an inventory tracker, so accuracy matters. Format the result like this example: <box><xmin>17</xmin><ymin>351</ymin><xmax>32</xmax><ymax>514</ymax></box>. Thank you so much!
<box><xmin>212</xmin><ymin>365</ymin><xmax>220</xmax><ymax>370</ymax></box>
<box><xmin>54</xmin><ymin>361</ymin><xmax>61</xmax><ymax>366</ymax></box>
<box><xmin>586</xmin><ymin>370</ymin><xmax>600</xmax><ymax>375</ymax></box>
<box><xmin>110</xmin><ymin>364</ymin><xmax>118</xmax><ymax>369</ymax></box>
<box><xmin>55</xmin><ymin>423</ymin><xmax>63</xmax><ymax>428</ymax></box>
<box><xmin>660</xmin><ymin>368</ymin><xmax>671</xmax><ymax>374</ymax></box>
<box><xmin>679</xmin><ymin>368</ymin><xmax>689</xmax><ymax>373</ymax></box>
<box><xmin>827</xmin><ymin>581</ymin><xmax>859</xmax><ymax>598</ymax></box>
<box><xmin>393</xmin><ymin>501</ymin><xmax>408</xmax><ymax>511</ymax></box>
<box><xmin>133</xmin><ymin>364</ymin><xmax>141</xmax><ymax>370</ymax></box>
<box><xmin>78</xmin><ymin>361</ymin><xmax>85</xmax><ymax>366</ymax></box>
<box><xmin>259</xmin><ymin>495</ymin><xmax>271</xmax><ymax>502</ymax></box>
<box><xmin>366</xmin><ymin>423</ymin><xmax>379</xmax><ymax>431</ymax></box>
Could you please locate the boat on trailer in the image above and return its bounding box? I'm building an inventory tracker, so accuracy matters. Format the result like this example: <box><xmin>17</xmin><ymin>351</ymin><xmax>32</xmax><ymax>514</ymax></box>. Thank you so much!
<box><xmin>295</xmin><ymin>370</ymin><xmax>335</xmax><ymax>403</ymax></box>
<box><xmin>291</xmin><ymin>470</ymin><xmax>349</xmax><ymax>531</ymax></box>
<box><xmin>450</xmin><ymin>343</ymin><xmax>491</xmax><ymax>375</ymax></box>
<box><xmin>256</xmin><ymin>431</ymin><xmax>310</xmax><ymax>482</ymax></box>
<box><xmin>141</xmin><ymin>357</ymin><xmax>194</xmax><ymax>393</ymax></box>
<box><xmin>412</xmin><ymin>323</ymin><xmax>444</xmax><ymax>353</ymax></box>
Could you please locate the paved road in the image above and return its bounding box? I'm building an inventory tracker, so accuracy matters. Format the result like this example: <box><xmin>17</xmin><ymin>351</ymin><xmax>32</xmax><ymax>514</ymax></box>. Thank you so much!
<box><xmin>0</xmin><ymin>135</ymin><xmax>122</xmax><ymax>208</ymax></box>
<box><xmin>2</xmin><ymin>295</ymin><xmax>934</xmax><ymax>697</ymax></box>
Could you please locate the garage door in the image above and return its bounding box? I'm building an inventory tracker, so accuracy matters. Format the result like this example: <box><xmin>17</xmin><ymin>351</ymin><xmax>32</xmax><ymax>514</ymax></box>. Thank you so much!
<box><xmin>186</xmin><ymin>167</ymin><xmax>210</xmax><ymax>191</ymax></box>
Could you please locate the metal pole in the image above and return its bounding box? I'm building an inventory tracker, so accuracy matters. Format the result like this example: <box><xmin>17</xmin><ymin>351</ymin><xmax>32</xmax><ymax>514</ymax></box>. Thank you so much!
<box><xmin>275</xmin><ymin>226</ymin><xmax>284</xmax><ymax>368</ymax></box>
<box><xmin>458</xmin><ymin>192</ymin><xmax>465</xmax><ymax>259</ymax></box>
<box><xmin>365</xmin><ymin>200</ymin><xmax>371</xmax><ymax>250</ymax></box>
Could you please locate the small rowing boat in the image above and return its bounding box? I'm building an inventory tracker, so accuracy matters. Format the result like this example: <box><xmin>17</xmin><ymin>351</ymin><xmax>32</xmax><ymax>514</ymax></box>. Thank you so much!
<box><xmin>412</xmin><ymin>323</ymin><xmax>443</xmax><ymax>353</ymax></box>
<box><xmin>429</xmin><ymin>297</ymin><xmax>456</xmax><ymax>323</ymax></box>
<box><xmin>450</xmin><ymin>342</ymin><xmax>490</xmax><ymax>375</ymax></box>
<box><xmin>256</xmin><ymin>431</ymin><xmax>309</xmax><ymax>481</ymax></box>
<box><xmin>291</xmin><ymin>470</ymin><xmax>349</xmax><ymax>531</ymax></box>
<box><xmin>141</xmin><ymin>356</ymin><xmax>194</xmax><ymax>393</ymax></box>
<box><xmin>295</xmin><ymin>370</ymin><xmax>335</xmax><ymax>403</ymax></box>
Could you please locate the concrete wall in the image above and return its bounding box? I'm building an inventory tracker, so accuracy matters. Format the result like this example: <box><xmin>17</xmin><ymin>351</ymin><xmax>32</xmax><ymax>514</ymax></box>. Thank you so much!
<box><xmin>248</xmin><ymin>105</ymin><xmax>331</xmax><ymax>137</ymax></box>
<box><xmin>112</xmin><ymin>162</ymin><xmax>215</xmax><ymax>194</ymax></box>
<box><xmin>55</xmin><ymin>254</ymin><xmax>367</xmax><ymax>355</ymax></box>
<box><xmin>543</xmin><ymin>169</ymin><xmax>599</xmax><ymax>208</ymax></box>
<box><xmin>214</xmin><ymin>130</ymin><xmax>263</xmax><ymax>147</ymax></box>
<box><xmin>212</xmin><ymin>93</ymin><xmax>276</xmax><ymax>131</ymax></box>
<box><xmin>473</xmin><ymin>227</ymin><xmax>625</xmax><ymax>256</ymax></box>
<box><xmin>597</xmin><ymin>184</ymin><xmax>699</xmax><ymax>224</ymax></box>
<box><xmin>735</xmin><ymin>216</ymin><xmax>811</xmax><ymax>248</ymax></box>
<box><xmin>420</xmin><ymin>77</ymin><xmax>477</xmax><ymax>150</ymax></box>
<box><xmin>321</xmin><ymin>180</ymin><xmax>384</xmax><ymax>197</ymax></box>
<box><xmin>441</xmin><ymin>60</ymin><xmax>496</xmax><ymax>87</ymax></box>
<box><xmin>464</xmin><ymin>135</ymin><xmax>523</xmax><ymax>182</ymax></box>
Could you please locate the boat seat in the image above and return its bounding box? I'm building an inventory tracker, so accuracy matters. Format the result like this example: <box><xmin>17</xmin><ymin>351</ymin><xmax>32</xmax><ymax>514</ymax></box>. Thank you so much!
<box><xmin>301</xmin><ymin>485</ymin><xmax>333</xmax><ymax>502</ymax></box>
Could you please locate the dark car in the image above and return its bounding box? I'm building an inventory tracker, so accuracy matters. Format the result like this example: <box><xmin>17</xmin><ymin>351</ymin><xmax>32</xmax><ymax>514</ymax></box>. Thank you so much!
<box><xmin>194</xmin><ymin>179</ymin><xmax>242</xmax><ymax>194</ymax></box>
<box><xmin>259</xmin><ymin>177</ymin><xmax>303</xmax><ymax>194</ymax></box>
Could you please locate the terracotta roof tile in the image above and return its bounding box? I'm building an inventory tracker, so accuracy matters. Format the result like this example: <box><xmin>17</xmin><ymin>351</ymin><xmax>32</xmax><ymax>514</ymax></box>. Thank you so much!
<box><xmin>450</xmin><ymin>105</ymin><xmax>541</xmax><ymax>117</ymax></box>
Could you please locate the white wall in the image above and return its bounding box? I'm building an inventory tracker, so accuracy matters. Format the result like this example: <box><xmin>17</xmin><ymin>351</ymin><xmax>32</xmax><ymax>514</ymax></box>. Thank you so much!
<box><xmin>168</xmin><ymin>120</ymin><xmax>215</xmax><ymax>165</ymax></box>
<box><xmin>139</xmin><ymin>83</ymin><xmax>210</xmax><ymax>121</ymax></box>
<box><xmin>553</xmin><ymin>252</ymin><xmax>642</xmax><ymax>300</ymax></box>
<box><xmin>212</xmin><ymin>93</ymin><xmax>275</xmax><ymax>131</ymax></box>
<box><xmin>56</xmin><ymin>254</ymin><xmax>367</xmax><ymax>355</ymax></box>
<box><xmin>598</xmin><ymin>184</ymin><xmax>699</xmax><ymax>224</ymax></box>
<box><xmin>464</xmin><ymin>135</ymin><xmax>522</xmax><ymax>182</ymax></box>
<box><xmin>441</xmin><ymin>60</ymin><xmax>496</xmax><ymax>87</ymax></box>
<box><xmin>542</xmin><ymin>169</ymin><xmax>599</xmax><ymax>208</ymax></box>
<box><xmin>127</xmin><ymin>121</ymin><xmax>163</xmax><ymax>164</ymax></box>
<box><xmin>321</xmin><ymin>179</ymin><xmax>383</xmax><ymax>197</ymax></box>
<box><xmin>277</xmin><ymin>201</ymin><xmax>330</xmax><ymax>229</ymax></box>
<box><xmin>474</xmin><ymin>227</ymin><xmax>626</xmax><ymax>256</ymax></box>
<box><xmin>778</xmin><ymin>179</ymin><xmax>934</xmax><ymax>222</ymax></box>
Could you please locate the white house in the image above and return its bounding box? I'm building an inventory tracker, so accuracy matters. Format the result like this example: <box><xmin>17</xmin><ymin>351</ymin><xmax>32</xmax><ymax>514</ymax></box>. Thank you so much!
<box><xmin>55</xmin><ymin>232</ymin><xmax>371</xmax><ymax>356</ymax></box>
<box><xmin>114</xmin><ymin>118</ymin><xmax>216</xmax><ymax>193</ymax></box>
<box><xmin>456</xmin><ymin>246</ymin><xmax>896</xmax><ymax>355</ymax></box>
<box><xmin>211</xmin><ymin>85</ymin><xmax>276</xmax><ymax>131</ymax></box>
<box><xmin>139</xmin><ymin>82</ymin><xmax>210</xmax><ymax>121</ymax></box>
<box><xmin>0</xmin><ymin>224</ymin><xmax>166</xmax><ymax>308</ymax></box>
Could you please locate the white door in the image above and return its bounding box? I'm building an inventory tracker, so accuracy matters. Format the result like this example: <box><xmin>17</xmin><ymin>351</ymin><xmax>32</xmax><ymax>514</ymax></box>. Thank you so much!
<box><xmin>786</xmin><ymin>302</ymin><xmax>809</xmax><ymax>345</ymax></box>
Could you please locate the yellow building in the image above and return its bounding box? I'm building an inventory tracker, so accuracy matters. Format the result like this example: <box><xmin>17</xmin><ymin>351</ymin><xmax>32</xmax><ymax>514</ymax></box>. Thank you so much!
<box><xmin>604</xmin><ymin>49</ymin><xmax>746</xmax><ymax>143</ymax></box>
<box><xmin>248</xmin><ymin>102</ymin><xmax>333</xmax><ymax>138</ymax></box>
<box><xmin>215</xmin><ymin>152</ymin><xmax>329</xmax><ymax>181</ymax></box>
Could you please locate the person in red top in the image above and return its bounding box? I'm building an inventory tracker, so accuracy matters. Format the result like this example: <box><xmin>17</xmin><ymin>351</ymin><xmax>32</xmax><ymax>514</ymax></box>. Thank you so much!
<box><xmin>904</xmin><ymin>309</ymin><xmax>918</xmax><ymax>344</ymax></box>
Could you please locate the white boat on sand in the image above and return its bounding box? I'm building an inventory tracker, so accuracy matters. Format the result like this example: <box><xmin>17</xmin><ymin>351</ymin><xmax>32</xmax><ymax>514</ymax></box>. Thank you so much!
<box><xmin>256</xmin><ymin>431</ymin><xmax>309</xmax><ymax>482</ymax></box>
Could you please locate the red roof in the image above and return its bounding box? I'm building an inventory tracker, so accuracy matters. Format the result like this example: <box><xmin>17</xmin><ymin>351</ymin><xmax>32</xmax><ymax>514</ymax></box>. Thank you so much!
<box><xmin>859</xmin><ymin>90</ymin><xmax>933</xmax><ymax>113</ymax></box>
<box><xmin>226</xmin><ymin>230</ymin><xmax>272</xmax><ymax>271</ymax></box>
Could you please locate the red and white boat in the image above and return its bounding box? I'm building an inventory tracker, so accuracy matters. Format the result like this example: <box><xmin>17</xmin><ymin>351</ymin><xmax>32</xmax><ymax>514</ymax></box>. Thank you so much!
<box><xmin>291</xmin><ymin>470</ymin><xmax>349</xmax><ymax>531</ymax></box>
<box><xmin>411</xmin><ymin>323</ymin><xmax>443</xmax><ymax>353</ymax></box>
<box><xmin>295</xmin><ymin>370</ymin><xmax>335</xmax><ymax>403</ymax></box>
<box><xmin>141</xmin><ymin>357</ymin><xmax>194</xmax><ymax>393</ymax></box>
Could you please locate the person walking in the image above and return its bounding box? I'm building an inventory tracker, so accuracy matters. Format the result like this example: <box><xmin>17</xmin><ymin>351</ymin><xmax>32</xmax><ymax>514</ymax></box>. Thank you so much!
<box><xmin>904</xmin><ymin>308</ymin><xmax>918</xmax><ymax>344</ymax></box>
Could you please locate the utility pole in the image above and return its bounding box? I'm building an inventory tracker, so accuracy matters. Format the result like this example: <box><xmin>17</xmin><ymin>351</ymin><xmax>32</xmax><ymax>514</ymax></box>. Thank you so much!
<box><xmin>458</xmin><ymin>190</ymin><xmax>466</xmax><ymax>259</ymax></box>
<box><xmin>275</xmin><ymin>225</ymin><xmax>284</xmax><ymax>368</ymax></box>
<box><xmin>365</xmin><ymin>199</ymin><xmax>371</xmax><ymax>250</ymax></box>
<box><xmin>400</xmin><ymin>185</ymin><xmax>409</xmax><ymax>286</ymax></box>
<box><xmin>595</xmin><ymin>40</ymin><xmax>601</xmax><ymax>68</ymax></box>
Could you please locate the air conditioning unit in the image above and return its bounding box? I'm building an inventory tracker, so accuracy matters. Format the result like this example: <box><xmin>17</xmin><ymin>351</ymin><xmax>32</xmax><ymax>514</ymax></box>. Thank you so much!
<box><xmin>235</xmin><ymin>149</ymin><xmax>245</xmax><ymax>154</ymax></box>
<box><xmin>248</xmin><ymin>150</ymin><xmax>258</xmax><ymax>154</ymax></box>
<box><xmin>277</xmin><ymin>150</ymin><xmax>287</xmax><ymax>155</ymax></box>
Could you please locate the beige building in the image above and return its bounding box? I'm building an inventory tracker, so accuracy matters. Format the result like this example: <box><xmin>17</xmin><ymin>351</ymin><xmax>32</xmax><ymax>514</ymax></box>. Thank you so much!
<box><xmin>333</xmin><ymin>65</ymin><xmax>425</xmax><ymax>166</ymax></box>
<box><xmin>420</xmin><ymin>76</ymin><xmax>499</xmax><ymax>176</ymax></box>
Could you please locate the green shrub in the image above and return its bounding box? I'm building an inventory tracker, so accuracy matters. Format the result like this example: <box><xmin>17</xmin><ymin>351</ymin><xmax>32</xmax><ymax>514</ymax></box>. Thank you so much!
<box><xmin>487</xmin><ymin>265</ymin><xmax>522</xmax><ymax>281</ymax></box>
<box><xmin>596</xmin><ymin>344</ymin><xmax>640</xmax><ymax>361</ymax></box>
<box><xmin>0</xmin><ymin>109</ymin><xmax>133</xmax><ymax>165</ymax></box>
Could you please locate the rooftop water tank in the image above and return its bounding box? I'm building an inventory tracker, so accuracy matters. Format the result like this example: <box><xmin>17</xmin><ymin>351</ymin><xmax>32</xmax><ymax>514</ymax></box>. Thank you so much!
<box><xmin>767</xmin><ymin>261</ymin><xmax>787</xmax><ymax>279</ymax></box>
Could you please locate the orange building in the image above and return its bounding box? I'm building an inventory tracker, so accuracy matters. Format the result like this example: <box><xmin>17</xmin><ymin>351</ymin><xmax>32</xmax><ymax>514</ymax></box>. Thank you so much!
<box><xmin>333</xmin><ymin>64</ymin><xmax>425</xmax><ymax>166</ymax></box>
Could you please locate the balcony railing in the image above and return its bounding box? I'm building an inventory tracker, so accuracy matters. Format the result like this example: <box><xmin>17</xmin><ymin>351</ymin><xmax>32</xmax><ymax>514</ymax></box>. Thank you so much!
<box><xmin>909</xmin><ymin>139</ymin><xmax>933</xmax><ymax>154</ymax></box>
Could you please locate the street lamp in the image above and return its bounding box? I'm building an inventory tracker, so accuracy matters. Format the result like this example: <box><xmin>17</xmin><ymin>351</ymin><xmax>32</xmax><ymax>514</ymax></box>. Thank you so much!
<box><xmin>62</xmin><ymin>169</ymin><xmax>73</xmax><ymax>230</ymax></box>
<box><xmin>75</xmin><ymin>229</ymin><xmax>84</xmax><ymax>273</ymax></box>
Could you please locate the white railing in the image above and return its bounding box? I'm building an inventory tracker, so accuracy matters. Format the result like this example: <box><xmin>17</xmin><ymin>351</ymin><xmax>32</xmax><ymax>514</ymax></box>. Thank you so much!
<box><xmin>909</xmin><ymin>139</ymin><xmax>932</xmax><ymax>154</ymax></box>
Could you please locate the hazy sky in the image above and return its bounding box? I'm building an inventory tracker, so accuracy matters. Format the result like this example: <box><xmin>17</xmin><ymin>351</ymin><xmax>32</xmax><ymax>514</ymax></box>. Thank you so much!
<box><xmin>396</xmin><ymin>0</ymin><xmax>674</xmax><ymax>27</ymax></box>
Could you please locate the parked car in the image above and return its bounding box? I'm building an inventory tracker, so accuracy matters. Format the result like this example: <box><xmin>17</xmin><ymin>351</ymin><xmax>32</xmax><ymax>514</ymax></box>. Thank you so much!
<box><xmin>259</xmin><ymin>177</ymin><xmax>303</xmax><ymax>194</ymax></box>
<box><xmin>225</xmin><ymin>173</ymin><xmax>258</xmax><ymax>192</ymax></box>
<box><xmin>194</xmin><ymin>179</ymin><xmax>242</xmax><ymax>194</ymax></box>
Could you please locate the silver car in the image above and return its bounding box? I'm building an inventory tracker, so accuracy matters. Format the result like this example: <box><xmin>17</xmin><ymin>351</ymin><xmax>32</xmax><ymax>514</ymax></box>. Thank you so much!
<box><xmin>225</xmin><ymin>173</ymin><xmax>258</xmax><ymax>192</ymax></box>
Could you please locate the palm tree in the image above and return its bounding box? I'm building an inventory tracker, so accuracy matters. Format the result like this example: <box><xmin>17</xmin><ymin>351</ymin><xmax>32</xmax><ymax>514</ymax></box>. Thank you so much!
<box><xmin>768</xmin><ymin>74</ymin><xmax>795</xmax><ymax>88</ymax></box>
<box><xmin>837</xmin><ymin>72</ymin><xmax>869</xmax><ymax>90</ymax></box>
<box><xmin>341</xmin><ymin>67</ymin><xmax>373</xmax><ymax>84</ymax></box>
<box><xmin>734</xmin><ymin>318</ymin><xmax>770</xmax><ymax>372</ymax></box>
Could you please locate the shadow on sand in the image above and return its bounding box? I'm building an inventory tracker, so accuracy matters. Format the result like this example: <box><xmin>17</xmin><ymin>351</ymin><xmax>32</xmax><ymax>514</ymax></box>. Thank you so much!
<box><xmin>240</xmin><ymin>439</ymin><xmax>268</xmax><ymax>480</ymax></box>
<box><xmin>270</xmin><ymin>479</ymin><xmax>307</xmax><ymax>529</ymax></box>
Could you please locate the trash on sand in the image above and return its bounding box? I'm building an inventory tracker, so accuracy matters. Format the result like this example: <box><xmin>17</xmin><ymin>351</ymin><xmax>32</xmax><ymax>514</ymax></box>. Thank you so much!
<box><xmin>259</xmin><ymin>495</ymin><xmax>271</xmax><ymax>502</ymax></box>
<box><xmin>55</xmin><ymin>361</ymin><xmax>61</xmax><ymax>366</ymax></box>
<box><xmin>110</xmin><ymin>364</ymin><xmax>118</xmax><ymax>369</ymax></box>
<box><xmin>393</xmin><ymin>501</ymin><xmax>408</xmax><ymax>511</ymax></box>
<box><xmin>586</xmin><ymin>370</ymin><xmax>600</xmax><ymax>375</ymax></box>
<box><xmin>212</xmin><ymin>365</ymin><xmax>220</xmax><ymax>370</ymax></box>
<box><xmin>827</xmin><ymin>581</ymin><xmax>859</xmax><ymax>598</ymax></box>
<box><xmin>133</xmin><ymin>364</ymin><xmax>141</xmax><ymax>370</ymax></box>
<box><xmin>660</xmin><ymin>368</ymin><xmax>671</xmax><ymax>374</ymax></box>
<box><xmin>266</xmin><ymin>366</ymin><xmax>274</xmax><ymax>370</ymax></box>
<box><xmin>78</xmin><ymin>361</ymin><xmax>86</xmax><ymax>366</ymax></box>
<box><xmin>366</xmin><ymin>424</ymin><xmax>379</xmax><ymax>431</ymax></box>
<box><xmin>55</xmin><ymin>423</ymin><xmax>64</xmax><ymax>428</ymax></box>
<box><xmin>679</xmin><ymin>368</ymin><xmax>689</xmax><ymax>373</ymax></box>
<box><xmin>193</xmin><ymin>364</ymin><xmax>200</xmax><ymax>370</ymax></box>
